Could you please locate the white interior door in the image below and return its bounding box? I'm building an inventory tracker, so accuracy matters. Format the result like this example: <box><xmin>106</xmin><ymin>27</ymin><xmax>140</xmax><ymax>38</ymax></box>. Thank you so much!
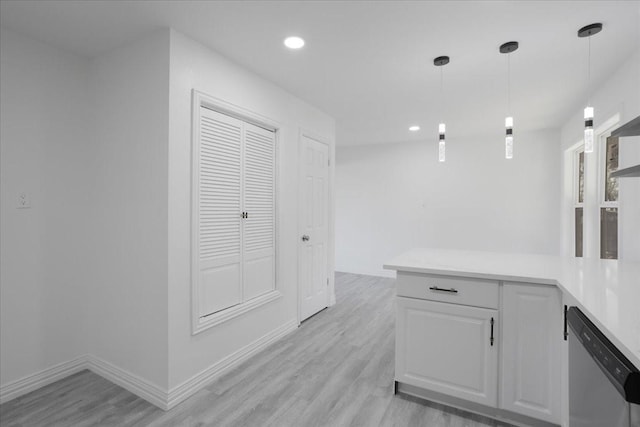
<box><xmin>299</xmin><ymin>134</ymin><xmax>329</xmax><ymax>322</ymax></box>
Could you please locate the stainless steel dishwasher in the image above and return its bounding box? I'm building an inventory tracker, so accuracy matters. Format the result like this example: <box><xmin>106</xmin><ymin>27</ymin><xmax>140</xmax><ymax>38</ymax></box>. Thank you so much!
<box><xmin>567</xmin><ymin>306</ymin><xmax>640</xmax><ymax>427</ymax></box>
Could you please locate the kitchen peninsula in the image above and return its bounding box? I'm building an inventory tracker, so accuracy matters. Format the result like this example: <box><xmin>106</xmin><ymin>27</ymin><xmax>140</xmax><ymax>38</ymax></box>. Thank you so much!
<box><xmin>384</xmin><ymin>248</ymin><xmax>640</xmax><ymax>427</ymax></box>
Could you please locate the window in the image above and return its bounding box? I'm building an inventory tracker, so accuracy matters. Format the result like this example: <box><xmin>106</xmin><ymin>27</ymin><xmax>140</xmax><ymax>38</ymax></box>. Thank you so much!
<box><xmin>600</xmin><ymin>136</ymin><xmax>618</xmax><ymax>259</ymax></box>
<box><xmin>191</xmin><ymin>91</ymin><xmax>281</xmax><ymax>334</ymax></box>
<box><xmin>567</xmin><ymin>114</ymin><xmax>620</xmax><ymax>260</ymax></box>
<box><xmin>574</xmin><ymin>150</ymin><xmax>584</xmax><ymax>257</ymax></box>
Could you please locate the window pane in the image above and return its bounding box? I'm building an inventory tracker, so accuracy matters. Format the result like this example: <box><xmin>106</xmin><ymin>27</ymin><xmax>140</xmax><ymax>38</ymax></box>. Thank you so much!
<box><xmin>575</xmin><ymin>207</ymin><xmax>583</xmax><ymax>257</ymax></box>
<box><xmin>600</xmin><ymin>207</ymin><xmax>618</xmax><ymax>259</ymax></box>
<box><xmin>604</xmin><ymin>137</ymin><xmax>619</xmax><ymax>202</ymax></box>
<box><xmin>578</xmin><ymin>151</ymin><xmax>585</xmax><ymax>203</ymax></box>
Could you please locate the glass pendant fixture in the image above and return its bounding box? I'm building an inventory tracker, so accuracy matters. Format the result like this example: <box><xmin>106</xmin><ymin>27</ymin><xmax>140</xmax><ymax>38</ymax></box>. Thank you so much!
<box><xmin>578</xmin><ymin>23</ymin><xmax>602</xmax><ymax>153</ymax></box>
<box><xmin>500</xmin><ymin>41</ymin><xmax>518</xmax><ymax>159</ymax></box>
<box><xmin>584</xmin><ymin>106</ymin><xmax>594</xmax><ymax>152</ymax></box>
<box><xmin>438</xmin><ymin>123</ymin><xmax>446</xmax><ymax>162</ymax></box>
<box><xmin>505</xmin><ymin>116</ymin><xmax>514</xmax><ymax>159</ymax></box>
<box><xmin>434</xmin><ymin>55</ymin><xmax>450</xmax><ymax>162</ymax></box>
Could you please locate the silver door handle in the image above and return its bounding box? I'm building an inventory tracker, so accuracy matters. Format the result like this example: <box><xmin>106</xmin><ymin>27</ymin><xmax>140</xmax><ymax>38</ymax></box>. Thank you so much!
<box><xmin>301</xmin><ymin>235</ymin><xmax>310</xmax><ymax>242</ymax></box>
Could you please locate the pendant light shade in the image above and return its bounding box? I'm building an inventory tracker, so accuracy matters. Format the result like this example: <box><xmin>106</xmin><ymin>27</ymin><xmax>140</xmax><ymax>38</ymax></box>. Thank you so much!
<box><xmin>438</xmin><ymin>122</ymin><xmax>446</xmax><ymax>162</ymax></box>
<box><xmin>500</xmin><ymin>41</ymin><xmax>518</xmax><ymax>159</ymax></box>
<box><xmin>434</xmin><ymin>56</ymin><xmax>450</xmax><ymax>162</ymax></box>
<box><xmin>505</xmin><ymin>116</ymin><xmax>514</xmax><ymax>159</ymax></box>
<box><xmin>584</xmin><ymin>106</ymin><xmax>595</xmax><ymax>152</ymax></box>
<box><xmin>578</xmin><ymin>23</ymin><xmax>602</xmax><ymax>153</ymax></box>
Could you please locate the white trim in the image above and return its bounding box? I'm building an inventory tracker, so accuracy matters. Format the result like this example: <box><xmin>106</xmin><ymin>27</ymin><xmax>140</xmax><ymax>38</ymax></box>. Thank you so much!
<box><xmin>0</xmin><ymin>355</ymin><xmax>89</xmax><ymax>404</ymax></box>
<box><xmin>334</xmin><ymin>268</ymin><xmax>396</xmax><ymax>279</ymax></box>
<box><xmin>86</xmin><ymin>355</ymin><xmax>168</xmax><ymax>410</ymax></box>
<box><xmin>167</xmin><ymin>319</ymin><xmax>297</xmax><ymax>409</ymax></box>
<box><xmin>191</xmin><ymin>89</ymin><xmax>283</xmax><ymax>335</ymax></box>
<box><xmin>0</xmin><ymin>317</ymin><xmax>296</xmax><ymax>410</ymax></box>
<box><xmin>193</xmin><ymin>290</ymin><xmax>283</xmax><ymax>334</ymax></box>
<box><xmin>194</xmin><ymin>89</ymin><xmax>281</xmax><ymax>132</ymax></box>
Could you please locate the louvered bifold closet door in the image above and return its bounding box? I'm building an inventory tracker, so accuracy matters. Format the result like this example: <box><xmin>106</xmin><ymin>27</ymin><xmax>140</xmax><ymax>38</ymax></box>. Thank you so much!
<box><xmin>242</xmin><ymin>123</ymin><xmax>276</xmax><ymax>300</ymax></box>
<box><xmin>196</xmin><ymin>108</ymin><xmax>243</xmax><ymax>317</ymax></box>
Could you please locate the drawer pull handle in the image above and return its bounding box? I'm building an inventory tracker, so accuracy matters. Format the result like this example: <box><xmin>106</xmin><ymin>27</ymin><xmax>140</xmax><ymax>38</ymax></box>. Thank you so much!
<box><xmin>490</xmin><ymin>317</ymin><xmax>495</xmax><ymax>346</ymax></box>
<box><xmin>429</xmin><ymin>286</ymin><xmax>458</xmax><ymax>294</ymax></box>
<box><xmin>563</xmin><ymin>305</ymin><xmax>568</xmax><ymax>341</ymax></box>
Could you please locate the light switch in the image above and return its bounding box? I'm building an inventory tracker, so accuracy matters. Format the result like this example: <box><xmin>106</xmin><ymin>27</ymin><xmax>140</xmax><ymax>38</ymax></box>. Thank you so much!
<box><xmin>17</xmin><ymin>192</ymin><xmax>31</xmax><ymax>209</ymax></box>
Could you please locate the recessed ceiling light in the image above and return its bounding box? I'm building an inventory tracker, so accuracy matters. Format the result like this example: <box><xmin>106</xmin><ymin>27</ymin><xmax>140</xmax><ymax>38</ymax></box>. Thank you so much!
<box><xmin>284</xmin><ymin>36</ymin><xmax>305</xmax><ymax>49</ymax></box>
<box><xmin>409</xmin><ymin>126</ymin><xmax>420</xmax><ymax>132</ymax></box>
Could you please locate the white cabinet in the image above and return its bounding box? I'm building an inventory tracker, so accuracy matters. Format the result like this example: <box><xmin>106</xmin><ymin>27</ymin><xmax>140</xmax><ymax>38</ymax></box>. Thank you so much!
<box><xmin>396</xmin><ymin>297</ymin><xmax>499</xmax><ymax>407</ymax></box>
<box><xmin>394</xmin><ymin>272</ymin><xmax>563</xmax><ymax>426</ymax></box>
<box><xmin>500</xmin><ymin>282</ymin><xmax>562</xmax><ymax>424</ymax></box>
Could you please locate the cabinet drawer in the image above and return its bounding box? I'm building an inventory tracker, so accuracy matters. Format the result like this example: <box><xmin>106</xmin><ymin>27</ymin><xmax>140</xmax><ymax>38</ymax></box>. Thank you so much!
<box><xmin>396</xmin><ymin>271</ymin><xmax>499</xmax><ymax>309</ymax></box>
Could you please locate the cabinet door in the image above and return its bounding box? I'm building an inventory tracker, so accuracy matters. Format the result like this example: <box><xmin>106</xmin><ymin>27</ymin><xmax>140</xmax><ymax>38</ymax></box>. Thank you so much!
<box><xmin>396</xmin><ymin>297</ymin><xmax>498</xmax><ymax>407</ymax></box>
<box><xmin>195</xmin><ymin>108</ymin><xmax>243</xmax><ymax>317</ymax></box>
<box><xmin>500</xmin><ymin>283</ymin><xmax>561</xmax><ymax>424</ymax></box>
<box><xmin>242</xmin><ymin>123</ymin><xmax>276</xmax><ymax>301</ymax></box>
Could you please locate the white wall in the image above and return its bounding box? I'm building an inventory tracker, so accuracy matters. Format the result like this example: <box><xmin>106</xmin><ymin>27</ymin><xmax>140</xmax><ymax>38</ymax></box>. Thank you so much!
<box><xmin>1</xmin><ymin>25</ymin><xmax>336</xmax><ymax>406</ymax></box>
<box><xmin>0</xmin><ymin>28</ymin><xmax>90</xmax><ymax>386</ymax></box>
<box><xmin>560</xmin><ymin>49</ymin><xmax>640</xmax><ymax>261</ymax></box>
<box><xmin>87</xmin><ymin>30</ymin><xmax>170</xmax><ymax>390</ymax></box>
<box><xmin>336</xmin><ymin>130</ymin><xmax>561</xmax><ymax>277</ymax></box>
<box><xmin>167</xmin><ymin>29</ymin><xmax>335</xmax><ymax>391</ymax></box>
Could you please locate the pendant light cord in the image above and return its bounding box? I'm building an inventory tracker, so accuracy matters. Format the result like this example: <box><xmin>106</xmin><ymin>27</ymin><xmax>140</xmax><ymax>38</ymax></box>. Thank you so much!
<box><xmin>440</xmin><ymin>65</ymin><xmax>444</xmax><ymax>123</ymax></box>
<box><xmin>587</xmin><ymin>36</ymin><xmax>591</xmax><ymax>106</ymax></box>
<box><xmin>507</xmin><ymin>53</ymin><xmax>511</xmax><ymax>115</ymax></box>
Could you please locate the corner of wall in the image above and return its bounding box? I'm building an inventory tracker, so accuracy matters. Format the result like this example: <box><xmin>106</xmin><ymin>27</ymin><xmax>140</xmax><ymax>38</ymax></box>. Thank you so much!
<box><xmin>86</xmin><ymin>27</ymin><xmax>172</xmax><ymax>391</ymax></box>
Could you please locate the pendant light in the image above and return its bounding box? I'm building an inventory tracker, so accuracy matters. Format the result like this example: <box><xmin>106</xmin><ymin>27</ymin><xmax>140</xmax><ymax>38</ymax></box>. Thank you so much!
<box><xmin>578</xmin><ymin>23</ymin><xmax>602</xmax><ymax>153</ymax></box>
<box><xmin>434</xmin><ymin>55</ymin><xmax>449</xmax><ymax>162</ymax></box>
<box><xmin>500</xmin><ymin>41</ymin><xmax>518</xmax><ymax>159</ymax></box>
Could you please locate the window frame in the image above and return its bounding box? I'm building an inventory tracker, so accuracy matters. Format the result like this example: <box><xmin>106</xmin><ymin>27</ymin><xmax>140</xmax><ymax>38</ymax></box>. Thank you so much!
<box><xmin>597</xmin><ymin>130</ymin><xmax>620</xmax><ymax>260</ymax></box>
<box><xmin>573</xmin><ymin>147</ymin><xmax>585</xmax><ymax>257</ymax></box>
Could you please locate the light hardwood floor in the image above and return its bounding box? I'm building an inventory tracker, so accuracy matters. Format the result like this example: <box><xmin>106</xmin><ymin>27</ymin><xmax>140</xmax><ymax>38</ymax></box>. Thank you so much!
<box><xmin>0</xmin><ymin>272</ymin><xmax>513</xmax><ymax>427</ymax></box>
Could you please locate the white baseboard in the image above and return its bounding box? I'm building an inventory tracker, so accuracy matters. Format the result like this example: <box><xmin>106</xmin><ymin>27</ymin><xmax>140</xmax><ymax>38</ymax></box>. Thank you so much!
<box><xmin>1</xmin><ymin>320</ymin><xmax>298</xmax><ymax>411</ymax></box>
<box><xmin>335</xmin><ymin>269</ymin><xmax>396</xmax><ymax>279</ymax></box>
<box><xmin>0</xmin><ymin>355</ymin><xmax>89</xmax><ymax>405</ymax></box>
<box><xmin>86</xmin><ymin>355</ymin><xmax>169</xmax><ymax>410</ymax></box>
<box><xmin>167</xmin><ymin>319</ymin><xmax>298</xmax><ymax>409</ymax></box>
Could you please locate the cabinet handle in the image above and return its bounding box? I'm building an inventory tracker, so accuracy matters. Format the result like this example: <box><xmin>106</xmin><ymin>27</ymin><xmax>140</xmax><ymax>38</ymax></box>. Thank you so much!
<box><xmin>490</xmin><ymin>317</ymin><xmax>495</xmax><ymax>346</ymax></box>
<box><xmin>429</xmin><ymin>286</ymin><xmax>458</xmax><ymax>294</ymax></box>
<box><xmin>564</xmin><ymin>305</ymin><xmax>568</xmax><ymax>341</ymax></box>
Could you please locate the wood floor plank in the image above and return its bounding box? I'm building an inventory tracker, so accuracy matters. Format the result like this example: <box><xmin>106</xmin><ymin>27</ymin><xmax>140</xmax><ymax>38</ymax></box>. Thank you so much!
<box><xmin>0</xmin><ymin>273</ymin><xmax>514</xmax><ymax>427</ymax></box>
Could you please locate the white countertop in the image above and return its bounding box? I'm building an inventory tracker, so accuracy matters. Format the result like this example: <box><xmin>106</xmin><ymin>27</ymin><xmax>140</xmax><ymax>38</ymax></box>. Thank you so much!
<box><xmin>384</xmin><ymin>248</ymin><xmax>640</xmax><ymax>368</ymax></box>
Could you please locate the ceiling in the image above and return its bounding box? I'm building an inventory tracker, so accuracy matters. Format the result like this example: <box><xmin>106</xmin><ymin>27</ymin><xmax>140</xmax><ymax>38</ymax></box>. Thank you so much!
<box><xmin>1</xmin><ymin>1</ymin><xmax>639</xmax><ymax>146</ymax></box>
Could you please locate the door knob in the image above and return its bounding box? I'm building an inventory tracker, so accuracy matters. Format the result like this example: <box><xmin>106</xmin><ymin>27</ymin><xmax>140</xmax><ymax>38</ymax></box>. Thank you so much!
<box><xmin>301</xmin><ymin>235</ymin><xmax>310</xmax><ymax>242</ymax></box>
